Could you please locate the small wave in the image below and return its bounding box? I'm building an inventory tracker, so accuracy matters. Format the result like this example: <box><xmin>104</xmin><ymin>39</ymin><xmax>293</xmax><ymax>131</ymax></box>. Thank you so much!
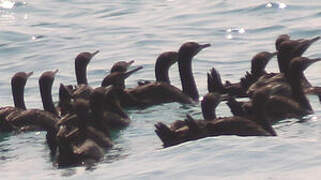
<box><xmin>248</xmin><ymin>25</ymin><xmax>286</xmax><ymax>33</ymax></box>
<box><xmin>213</xmin><ymin>1</ymin><xmax>288</xmax><ymax>16</ymax></box>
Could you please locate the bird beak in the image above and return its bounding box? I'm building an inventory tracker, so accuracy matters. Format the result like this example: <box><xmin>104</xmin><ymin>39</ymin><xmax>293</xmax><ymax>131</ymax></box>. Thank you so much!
<box><xmin>127</xmin><ymin>60</ymin><xmax>135</xmax><ymax>67</ymax></box>
<box><xmin>200</xmin><ymin>43</ymin><xmax>211</xmax><ymax>50</ymax></box>
<box><xmin>194</xmin><ymin>43</ymin><xmax>211</xmax><ymax>56</ymax></box>
<box><xmin>53</xmin><ymin>69</ymin><xmax>59</xmax><ymax>75</ymax></box>
<box><xmin>26</xmin><ymin>72</ymin><xmax>33</xmax><ymax>78</ymax></box>
<box><xmin>124</xmin><ymin>66</ymin><xmax>143</xmax><ymax>79</ymax></box>
<box><xmin>307</xmin><ymin>58</ymin><xmax>321</xmax><ymax>68</ymax></box>
<box><xmin>91</xmin><ymin>50</ymin><xmax>100</xmax><ymax>58</ymax></box>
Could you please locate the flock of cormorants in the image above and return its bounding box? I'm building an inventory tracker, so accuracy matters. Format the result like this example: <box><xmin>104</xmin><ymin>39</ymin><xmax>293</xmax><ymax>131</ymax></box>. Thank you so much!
<box><xmin>0</xmin><ymin>34</ymin><xmax>320</xmax><ymax>167</ymax></box>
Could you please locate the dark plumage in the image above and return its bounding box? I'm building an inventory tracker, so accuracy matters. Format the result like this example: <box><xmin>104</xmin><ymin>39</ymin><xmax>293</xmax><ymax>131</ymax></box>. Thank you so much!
<box><xmin>56</xmin><ymin>99</ymin><xmax>112</xmax><ymax>167</ymax></box>
<box><xmin>75</xmin><ymin>50</ymin><xmax>99</xmax><ymax>85</ymax></box>
<box><xmin>137</xmin><ymin>51</ymin><xmax>179</xmax><ymax>86</ymax></box>
<box><xmin>91</xmin><ymin>87</ymin><xmax>130</xmax><ymax>130</ymax></box>
<box><xmin>58</xmin><ymin>51</ymin><xmax>99</xmax><ymax>116</ymax></box>
<box><xmin>276</xmin><ymin>34</ymin><xmax>320</xmax><ymax>75</ymax></box>
<box><xmin>155</xmin><ymin>88</ymin><xmax>276</xmax><ymax>148</ymax></box>
<box><xmin>121</xmin><ymin>42</ymin><xmax>210</xmax><ymax>108</ymax></box>
<box><xmin>7</xmin><ymin>70</ymin><xmax>60</xmax><ymax>154</ymax></box>
<box><xmin>0</xmin><ymin>72</ymin><xmax>33</xmax><ymax>132</ymax></box>
<box><xmin>248</xmin><ymin>35</ymin><xmax>320</xmax><ymax>97</ymax></box>
<box><xmin>110</xmin><ymin>60</ymin><xmax>134</xmax><ymax>73</ymax></box>
<box><xmin>208</xmin><ymin>51</ymin><xmax>277</xmax><ymax>97</ymax></box>
<box><xmin>228</xmin><ymin>57</ymin><xmax>320</xmax><ymax>122</ymax></box>
<box><xmin>58</xmin><ymin>67</ymin><xmax>143</xmax><ymax>134</ymax></box>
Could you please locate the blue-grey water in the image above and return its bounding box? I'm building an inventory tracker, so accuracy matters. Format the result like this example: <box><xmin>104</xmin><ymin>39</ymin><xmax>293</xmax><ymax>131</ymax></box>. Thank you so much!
<box><xmin>1</xmin><ymin>0</ymin><xmax>321</xmax><ymax>179</ymax></box>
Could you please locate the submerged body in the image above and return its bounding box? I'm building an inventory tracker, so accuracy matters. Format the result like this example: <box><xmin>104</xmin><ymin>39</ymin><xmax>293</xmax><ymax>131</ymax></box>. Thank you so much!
<box><xmin>228</xmin><ymin>57</ymin><xmax>320</xmax><ymax>122</ymax></box>
<box><xmin>248</xmin><ymin>35</ymin><xmax>320</xmax><ymax>97</ymax></box>
<box><xmin>208</xmin><ymin>51</ymin><xmax>277</xmax><ymax>98</ymax></box>
<box><xmin>155</xmin><ymin>87</ymin><xmax>276</xmax><ymax>148</ymax></box>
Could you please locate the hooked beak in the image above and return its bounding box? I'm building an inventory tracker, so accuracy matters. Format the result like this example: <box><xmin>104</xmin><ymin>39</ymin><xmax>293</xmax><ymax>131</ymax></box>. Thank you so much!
<box><xmin>90</xmin><ymin>50</ymin><xmax>100</xmax><ymax>58</ymax></box>
<box><xmin>200</xmin><ymin>43</ymin><xmax>211</xmax><ymax>50</ymax></box>
<box><xmin>124</xmin><ymin>66</ymin><xmax>143</xmax><ymax>79</ymax></box>
<box><xmin>53</xmin><ymin>69</ymin><xmax>59</xmax><ymax>75</ymax></box>
<box><xmin>194</xmin><ymin>43</ymin><xmax>211</xmax><ymax>57</ymax></box>
<box><xmin>309</xmin><ymin>36</ymin><xmax>321</xmax><ymax>44</ymax></box>
<box><xmin>265</xmin><ymin>51</ymin><xmax>278</xmax><ymax>64</ymax></box>
<box><xmin>296</xmin><ymin>37</ymin><xmax>320</xmax><ymax>56</ymax></box>
<box><xmin>126</xmin><ymin>60</ymin><xmax>135</xmax><ymax>67</ymax></box>
<box><xmin>26</xmin><ymin>72</ymin><xmax>33</xmax><ymax>78</ymax></box>
<box><xmin>306</xmin><ymin>58</ymin><xmax>321</xmax><ymax>68</ymax></box>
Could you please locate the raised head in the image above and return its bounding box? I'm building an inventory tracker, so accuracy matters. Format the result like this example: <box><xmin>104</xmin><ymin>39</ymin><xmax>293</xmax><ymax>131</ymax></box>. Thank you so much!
<box><xmin>39</xmin><ymin>69</ymin><xmax>58</xmax><ymax>88</ymax></box>
<box><xmin>75</xmin><ymin>50</ymin><xmax>99</xmax><ymax>85</ymax></box>
<box><xmin>288</xmin><ymin>57</ymin><xmax>321</xmax><ymax>76</ymax></box>
<box><xmin>110</xmin><ymin>60</ymin><xmax>135</xmax><ymax>73</ymax></box>
<box><xmin>178</xmin><ymin>42</ymin><xmax>211</xmax><ymax>60</ymax></box>
<box><xmin>11</xmin><ymin>71</ymin><xmax>33</xmax><ymax>91</ymax></box>
<box><xmin>39</xmin><ymin>69</ymin><xmax>59</xmax><ymax>115</ymax></box>
<box><xmin>101</xmin><ymin>66</ymin><xmax>143</xmax><ymax>88</ymax></box>
<box><xmin>293</xmin><ymin>36</ymin><xmax>320</xmax><ymax>57</ymax></box>
<box><xmin>251</xmin><ymin>51</ymin><xmax>277</xmax><ymax>75</ymax></box>
<box><xmin>277</xmin><ymin>40</ymin><xmax>299</xmax><ymax>73</ymax></box>
<box><xmin>278</xmin><ymin>36</ymin><xmax>320</xmax><ymax>73</ymax></box>
<box><xmin>11</xmin><ymin>71</ymin><xmax>33</xmax><ymax>109</ymax></box>
<box><xmin>178</xmin><ymin>42</ymin><xmax>210</xmax><ymax>101</ymax></box>
<box><xmin>275</xmin><ymin>34</ymin><xmax>290</xmax><ymax>51</ymax></box>
<box><xmin>155</xmin><ymin>51</ymin><xmax>178</xmax><ymax>83</ymax></box>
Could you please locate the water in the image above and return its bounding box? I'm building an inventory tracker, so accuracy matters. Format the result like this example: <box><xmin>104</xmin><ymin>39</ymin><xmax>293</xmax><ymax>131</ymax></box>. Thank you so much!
<box><xmin>1</xmin><ymin>0</ymin><xmax>321</xmax><ymax>179</ymax></box>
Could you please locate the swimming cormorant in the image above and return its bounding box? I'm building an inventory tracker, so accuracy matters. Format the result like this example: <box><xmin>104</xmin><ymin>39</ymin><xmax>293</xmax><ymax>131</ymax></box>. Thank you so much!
<box><xmin>58</xmin><ymin>51</ymin><xmax>99</xmax><ymax>115</ymax></box>
<box><xmin>137</xmin><ymin>51</ymin><xmax>179</xmax><ymax>86</ymax></box>
<box><xmin>247</xmin><ymin>35</ymin><xmax>320</xmax><ymax>97</ymax></box>
<box><xmin>208</xmin><ymin>51</ymin><xmax>277</xmax><ymax>97</ymax></box>
<box><xmin>120</xmin><ymin>42</ymin><xmax>210</xmax><ymax>108</ymax></box>
<box><xmin>228</xmin><ymin>57</ymin><xmax>320</xmax><ymax>122</ymax></box>
<box><xmin>0</xmin><ymin>72</ymin><xmax>33</xmax><ymax>132</ymax></box>
<box><xmin>155</xmin><ymin>87</ymin><xmax>276</xmax><ymax>147</ymax></box>
<box><xmin>6</xmin><ymin>70</ymin><xmax>60</xmax><ymax>154</ymax></box>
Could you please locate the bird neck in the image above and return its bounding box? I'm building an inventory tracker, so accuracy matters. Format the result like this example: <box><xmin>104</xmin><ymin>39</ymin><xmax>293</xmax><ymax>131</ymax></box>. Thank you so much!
<box><xmin>288</xmin><ymin>71</ymin><xmax>312</xmax><ymax>111</ymax></box>
<box><xmin>178</xmin><ymin>56</ymin><xmax>198</xmax><ymax>101</ymax></box>
<box><xmin>155</xmin><ymin>63</ymin><xmax>171</xmax><ymax>84</ymax></box>
<box><xmin>12</xmin><ymin>84</ymin><xmax>26</xmax><ymax>110</ymax></box>
<box><xmin>40</xmin><ymin>81</ymin><xmax>58</xmax><ymax>116</ymax></box>
<box><xmin>76</xmin><ymin>63</ymin><xmax>88</xmax><ymax>85</ymax></box>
